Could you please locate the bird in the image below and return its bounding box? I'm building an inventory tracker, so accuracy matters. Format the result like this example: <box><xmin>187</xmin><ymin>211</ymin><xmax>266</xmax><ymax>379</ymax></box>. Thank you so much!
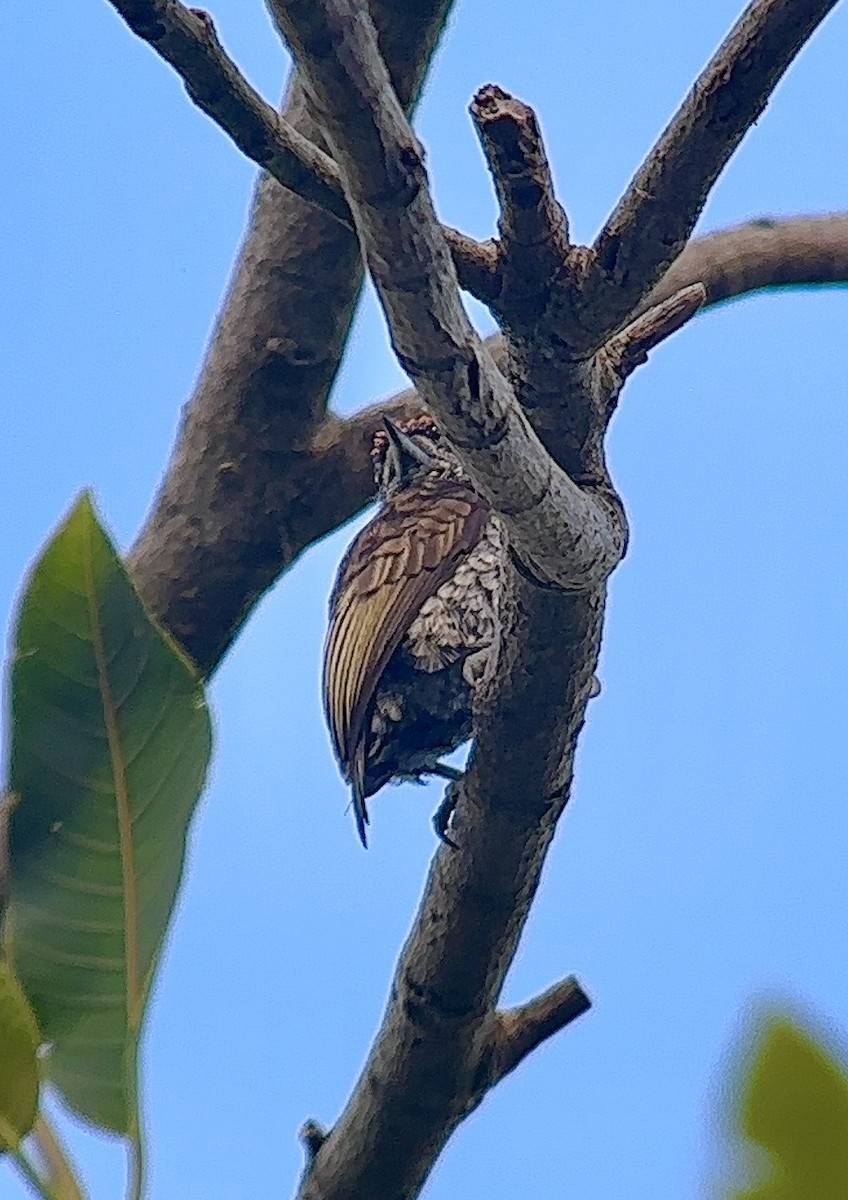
<box><xmin>322</xmin><ymin>414</ymin><xmax>504</xmax><ymax>846</ymax></box>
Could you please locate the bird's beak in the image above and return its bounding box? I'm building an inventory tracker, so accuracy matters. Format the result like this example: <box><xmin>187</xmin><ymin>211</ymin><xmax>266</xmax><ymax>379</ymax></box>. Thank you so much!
<box><xmin>382</xmin><ymin>417</ymin><xmax>437</xmax><ymax>477</ymax></box>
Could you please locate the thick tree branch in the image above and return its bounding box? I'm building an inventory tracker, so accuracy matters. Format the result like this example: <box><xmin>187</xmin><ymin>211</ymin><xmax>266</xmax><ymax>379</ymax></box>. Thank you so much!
<box><xmin>126</xmin><ymin>0</ymin><xmax>456</xmax><ymax>675</ymax></box>
<box><xmin>297</xmin><ymin>579</ymin><xmax>603</xmax><ymax>1200</ymax></box>
<box><xmin>582</xmin><ymin>0</ymin><xmax>842</xmax><ymax>347</ymax></box>
<box><xmin>639</xmin><ymin>212</ymin><xmax>848</xmax><ymax>314</ymax></box>
<box><xmin>113</xmin><ymin>0</ymin><xmax>845</xmax><ymax>680</ymax></box>
<box><xmin>263</xmin><ymin>2</ymin><xmax>723</xmax><ymax>1197</ymax></box>
<box><xmin>250</xmin><ymin>6</ymin><xmax>847</xmax><ymax>1195</ymax></box>
<box><xmin>463</xmin><ymin>85</ymin><xmax>709</xmax><ymax>492</ymax></box>
<box><xmin>93</xmin><ymin>2</ymin><xmax>848</xmax><ymax>1197</ymax></box>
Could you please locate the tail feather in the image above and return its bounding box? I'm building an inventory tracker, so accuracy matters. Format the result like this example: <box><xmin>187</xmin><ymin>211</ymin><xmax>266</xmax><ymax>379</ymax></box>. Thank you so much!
<box><xmin>351</xmin><ymin>741</ymin><xmax>370</xmax><ymax>848</ymax></box>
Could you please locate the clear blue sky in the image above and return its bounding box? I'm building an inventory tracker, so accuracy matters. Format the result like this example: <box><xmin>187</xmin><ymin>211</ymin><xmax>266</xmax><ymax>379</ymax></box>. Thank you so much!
<box><xmin>3</xmin><ymin>2</ymin><xmax>848</xmax><ymax>1196</ymax></box>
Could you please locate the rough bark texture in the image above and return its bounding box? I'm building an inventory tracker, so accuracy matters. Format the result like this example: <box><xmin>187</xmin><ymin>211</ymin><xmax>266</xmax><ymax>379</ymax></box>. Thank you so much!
<box><xmin>584</xmin><ymin>0</ymin><xmax>843</xmax><ymax>346</ymax></box>
<box><xmin>298</xmin><ymin>577</ymin><xmax>604</xmax><ymax>1200</ymax></box>
<box><xmin>106</xmin><ymin>0</ymin><xmax>506</xmax><ymax>299</ymax></box>
<box><xmin>126</xmin><ymin>0</ymin><xmax>456</xmax><ymax>674</ymax></box>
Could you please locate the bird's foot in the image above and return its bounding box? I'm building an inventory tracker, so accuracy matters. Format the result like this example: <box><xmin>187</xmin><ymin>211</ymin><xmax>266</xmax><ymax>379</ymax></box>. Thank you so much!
<box><xmin>432</xmin><ymin>778</ymin><xmax>462</xmax><ymax>848</ymax></box>
<box><xmin>299</xmin><ymin>1119</ymin><xmax>328</xmax><ymax>1164</ymax></box>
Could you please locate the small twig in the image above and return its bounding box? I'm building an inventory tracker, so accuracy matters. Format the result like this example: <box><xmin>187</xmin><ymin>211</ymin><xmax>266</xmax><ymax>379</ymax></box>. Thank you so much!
<box><xmin>490</xmin><ymin>977</ymin><xmax>592</xmax><ymax>1086</ymax></box>
<box><xmin>605</xmin><ymin>282</ymin><xmax>707</xmax><ymax>381</ymax></box>
<box><xmin>443</xmin><ymin>228</ymin><xmax>502</xmax><ymax>302</ymax></box>
<box><xmin>584</xmin><ymin>0</ymin><xmax>842</xmax><ymax>347</ymax></box>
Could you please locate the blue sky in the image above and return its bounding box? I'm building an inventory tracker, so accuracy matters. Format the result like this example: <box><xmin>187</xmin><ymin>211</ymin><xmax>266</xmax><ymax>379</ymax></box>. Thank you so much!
<box><xmin>2</xmin><ymin>2</ymin><xmax>848</xmax><ymax>1196</ymax></box>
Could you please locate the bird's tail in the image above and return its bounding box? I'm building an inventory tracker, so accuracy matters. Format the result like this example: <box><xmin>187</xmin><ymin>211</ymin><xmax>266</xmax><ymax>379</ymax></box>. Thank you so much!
<box><xmin>351</xmin><ymin>741</ymin><xmax>370</xmax><ymax>848</ymax></box>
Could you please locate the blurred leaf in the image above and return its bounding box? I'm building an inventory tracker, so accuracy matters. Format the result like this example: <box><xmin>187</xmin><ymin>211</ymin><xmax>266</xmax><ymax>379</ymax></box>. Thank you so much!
<box><xmin>0</xmin><ymin>958</ymin><xmax>40</xmax><ymax>1152</ymax></box>
<box><xmin>729</xmin><ymin>1011</ymin><xmax>848</xmax><ymax>1199</ymax></box>
<box><xmin>0</xmin><ymin>791</ymin><xmax>13</xmax><ymax>936</ymax></box>
<box><xmin>5</xmin><ymin>492</ymin><xmax>212</xmax><ymax>1134</ymax></box>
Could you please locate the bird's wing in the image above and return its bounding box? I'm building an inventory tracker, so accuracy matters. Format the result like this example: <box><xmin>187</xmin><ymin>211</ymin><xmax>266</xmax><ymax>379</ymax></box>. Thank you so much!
<box><xmin>323</xmin><ymin>482</ymin><xmax>487</xmax><ymax>820</ymax></box>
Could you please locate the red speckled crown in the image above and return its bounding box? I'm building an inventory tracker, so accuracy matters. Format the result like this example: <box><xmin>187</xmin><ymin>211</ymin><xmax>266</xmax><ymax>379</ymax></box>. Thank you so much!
<box><xmin>370</xmin><ymin>413</ymin><xmax>440</xmax><ymax>468</ymax></box>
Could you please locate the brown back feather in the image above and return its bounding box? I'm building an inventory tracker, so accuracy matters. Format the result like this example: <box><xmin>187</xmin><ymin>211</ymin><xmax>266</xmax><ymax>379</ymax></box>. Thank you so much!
<box><xmin>323</xmin><ymin>482</ymin><xmax>488</xmax><ymax>777</ymax></box>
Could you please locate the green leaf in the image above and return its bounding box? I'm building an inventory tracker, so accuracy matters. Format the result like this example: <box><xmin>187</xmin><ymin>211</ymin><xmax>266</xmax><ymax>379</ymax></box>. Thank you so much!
<box><xmin>5</xmin><ymin>492</ymin><xmax>212</xmax><ymax>1134</ymax></box>
<box><xmin>0</xmin><ymin>958</ymin><xmax>40</xmax><ymax>1152</ymax></box>
<box><xmin>728</xmin><ymin>1010</ymin><xmax>848</xmax><ymax>1199</ymax></box>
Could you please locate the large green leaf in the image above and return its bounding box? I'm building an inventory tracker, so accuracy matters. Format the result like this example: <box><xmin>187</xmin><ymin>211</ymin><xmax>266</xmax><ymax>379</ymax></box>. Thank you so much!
<box><xmin>0</xmin><ymin>958</ymin><xmax>40</xmax><ymax>1152</ymax></box>
<box><xmin>5</xmin><ymin>493</ymin><xmax>212</xmax><ymax>1134</ymax></box>
<box><xmin>728</xmin><ymin>1011</ymin><xmax>848</xmax><ymax>1199</ymax></box>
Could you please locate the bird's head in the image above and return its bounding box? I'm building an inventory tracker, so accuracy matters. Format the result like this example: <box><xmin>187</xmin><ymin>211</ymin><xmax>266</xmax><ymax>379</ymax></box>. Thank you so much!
<box><xmin>370</xmin><ymin>414</ymin><xmax>466</xmax><ymax>497</ymax></box>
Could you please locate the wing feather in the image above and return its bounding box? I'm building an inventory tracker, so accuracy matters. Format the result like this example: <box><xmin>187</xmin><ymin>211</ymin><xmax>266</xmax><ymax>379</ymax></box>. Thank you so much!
<box><xmin>323</xmin><ymin>482</ymin><xmax>488</xmax><ymax>780</ymax></box>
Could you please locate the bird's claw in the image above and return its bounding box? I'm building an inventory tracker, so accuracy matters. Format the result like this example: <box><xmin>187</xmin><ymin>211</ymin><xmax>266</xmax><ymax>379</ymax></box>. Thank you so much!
<box><xmin>433</xmin><ymin>779</ymin><xmax>461</xmax><ymax>848</ymax></box>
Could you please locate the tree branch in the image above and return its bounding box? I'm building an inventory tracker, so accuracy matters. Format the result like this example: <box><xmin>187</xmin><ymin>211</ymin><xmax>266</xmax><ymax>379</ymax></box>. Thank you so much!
<box><xmin>106</xmin><ymin>0</ymin><xmax>500</xmax><ymax>301</ymax></box>
<box><xmin>605</xmin><ymin>283</ymin><xmax>707</xmax><ymax>382</ymax></box>
<box><xmin>269</xmin><ymin>1</ymin><xmax>626</xmax><ymax>590</ymax></box>
<box><xmin>113</xmin><ymin>0</ymin><xmax>846</xmax><ymax>677</ymax></box>
<box><xmin>640</xmin><ymin>212</ymin><xmax>848</xmax><ymax>314</ymax></box>
<box><xmin>258</xmin><ymin>2</ymin><xmax>726</xmax><ymax>1197</ymax></box>
<box><xmin>582</xmin><ymin>0</ymin><xmax>842</xmax><ymax>347</ymax></box>
<box><xmin>289</xmin><ymin>212</ymin><xmax>848</xmax><ymax>575</ymax></box>
<box><xmin>297</xmin><ymin>577</ymin><xmax>603</xmax><ymax>1200</ymax></box>
<box><xmin>108</xmin><ymin>0</ymin><xmax>352</xmax><ymax>225</ymax></box>
<box><xmin>248</xmin><ymin>5</ymin><xmax>848</xmax><ymax>1196</ymax></box>
<box><xmin>125</xmin><ymin>0</ymin><xmax>457</xmax><ymax>675</ymax></box>
<box><xmin>469</xmin><ymin>84</ymin><xmax>569</xmax><ymax>314</ymax></box>
<box><xmin>489</xmin><ymin>977</ymin><xmax>592</xmax><ymax>1087</ymax></box>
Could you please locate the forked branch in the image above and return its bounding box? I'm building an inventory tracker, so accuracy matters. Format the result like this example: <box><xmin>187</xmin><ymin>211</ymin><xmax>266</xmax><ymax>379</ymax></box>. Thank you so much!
<box><xmin>269</xmin><ymin>0</ymin><xmax>627</xmax><ymax>591</ymax></box>
<box><xmin>470</xmin><ymin>84</ymin><xmax>570</xmax><ymax>312</ymax></box>
<box><xmin>108</xmin><ymin>0</ymin><xmax>351</xmax><ymax>224</ymax></box>
<box><xmin>106</xmin><ymin>0</ymin><xmax>502</xmax><ymax>298</ymax></box>
<box><xmin>116</xmin><ymin>0</ymin><xmax>848</xmax><ymax>677</ymax></box>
